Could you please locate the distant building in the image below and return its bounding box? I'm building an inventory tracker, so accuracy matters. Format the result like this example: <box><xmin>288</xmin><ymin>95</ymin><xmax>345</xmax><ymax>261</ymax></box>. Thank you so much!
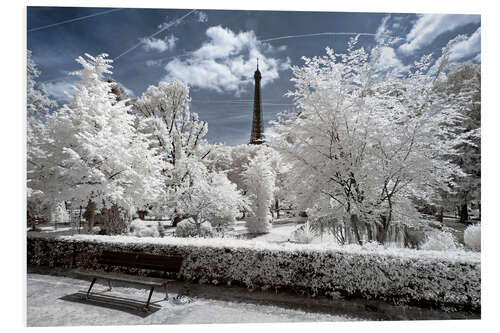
<box><xmin>249</xmin><ymin>60</ymin><xmax>264</xmax><ymax>145</ymax></box>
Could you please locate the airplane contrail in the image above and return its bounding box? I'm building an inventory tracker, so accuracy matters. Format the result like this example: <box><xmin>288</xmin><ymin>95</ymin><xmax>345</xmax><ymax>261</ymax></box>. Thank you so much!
<box><xmin>113</xmin><ymin>9</ymin><xmax>197</xmax><ymax>61</ymax></box>
<box><xmin>28</xmin><ymin>8</ymin><xmax>124</xmax><ymax>32</ymax></box>
<box><xmin>259</xmin><ymin>31</ymin><xmax>376</xmax><ymax>43</ymax></box>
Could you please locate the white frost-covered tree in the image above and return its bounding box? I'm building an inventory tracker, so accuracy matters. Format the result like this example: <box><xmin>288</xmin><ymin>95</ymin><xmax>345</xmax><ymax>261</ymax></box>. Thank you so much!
<box><xmin>28</xmin><ymin>53</ymin><xmax>164</xmax><ymax>233</ymax></box>
<box><xmin>134</xmin><ymin>80</ymin><xmax>213</xmax><ymax>222</ymax></box>
<box><xmin>134</xmin><ymin>80</ymin><xmax>208</xmax><ymax>168</ymax></box>
<box><xmin>27</xmin><ymin>50</ymin><xmax>58</xmax><ymax>230</ymax></box>
<box><xmin>243</xmin><ymin>149</ymin><xmax>276</xmax><ymax>233</ymax></box>
<box><xmin>434</xmin><ymin>61</ymin><xmax>481</xmax><ymax>222</ymax></box>
<box><xmin>206</xmin><ymin>144</ymin><xmax>288</xmax><ymax>218</ymax></box>
<box><xmin>27</xmin><ymin>50</ymin><xmax>57</xmax><ymax>120</ymax></box>
<box><xmin>271</xmin><ymin>36</ymin><xmax>467</xmax><ymax>244</ymax></box>
<box><xmin>170</xmin><ymin>157</ymin><xmax>247</xmax><ymax>235</ymax></box>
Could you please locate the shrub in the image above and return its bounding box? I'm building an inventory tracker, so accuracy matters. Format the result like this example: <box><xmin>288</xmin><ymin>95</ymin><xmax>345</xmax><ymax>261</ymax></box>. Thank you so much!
<box><xmin>291</xmin><ymin>222</ymin><xmax>316</xmax><ymax>243</ymax></box>
<box><xmin>464</xmin><ymin>224</ymin><xmax>481</xmax><ymax>251</ymax></box>
<box><xmin>129</xmin><ymin>219</ymin><xmax>160</xmax><ymax>238</ymax></box>
<box><xmin>98</xmin><ymin>203</ymin><xmax>130</xmax><ymax>235</ymax></box>
<box><xmin>420</xmin><ymin>230</ymin><xmax>459</xmax><ymax>251</ymax></box>
<box><xmin>27</xmin><ymin>233</ymin><xmax>481</xmax><ymax>312</ymax></box>
<box><xmin>51</xmin><ymin>202</ymin><xmax>70</xmax><ymax>224</ymax></box>
<box><xmin>175</xmin><ymin>219</ymin><xmax>213</xmax><ymax>237</ymax></box>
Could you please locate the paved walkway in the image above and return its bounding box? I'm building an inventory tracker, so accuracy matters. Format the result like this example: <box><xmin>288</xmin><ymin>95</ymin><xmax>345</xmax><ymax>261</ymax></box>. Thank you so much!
<box><xmin>27</xmin><ymin>272</ymin><xmax>358</xmax><ymax>326</ymax></box>
<box><xmin>27</xmin><ymin>268</ymin><xmax>477</xmax><ymax>327</ymax></box>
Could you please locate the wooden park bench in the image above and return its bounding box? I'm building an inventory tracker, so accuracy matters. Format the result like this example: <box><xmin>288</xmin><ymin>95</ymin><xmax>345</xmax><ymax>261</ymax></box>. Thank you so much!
<box><xmin>72</xmin><ymin>250</ymin><xmax>183</xmax><ymax>311</ymax></box>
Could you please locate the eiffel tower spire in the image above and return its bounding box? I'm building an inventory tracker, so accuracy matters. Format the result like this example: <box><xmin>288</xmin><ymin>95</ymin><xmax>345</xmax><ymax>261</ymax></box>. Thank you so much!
<box><xmin>250</xmin><ymin>59</ymin><xmax>264</xmax><ymax>145</ymax></box>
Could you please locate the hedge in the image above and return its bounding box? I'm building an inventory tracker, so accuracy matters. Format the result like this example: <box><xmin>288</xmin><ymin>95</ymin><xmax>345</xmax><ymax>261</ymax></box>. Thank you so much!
<box><xmin>27</xmin><ymin>233</ymin><xmax>481</xmax><ymax>312</ymax></box>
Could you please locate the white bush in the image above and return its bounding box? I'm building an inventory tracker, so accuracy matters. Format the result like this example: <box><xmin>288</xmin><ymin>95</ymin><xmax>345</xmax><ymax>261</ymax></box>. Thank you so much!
<box><xmin>464</xmin><ymin>224</ymin><xmax>481</xmax><ymax>251</ymax></box>
<box><xmin>420</xmin><ymin>230</ymin><xmax>459</xmax><ymax>251</ymax></box>
<box><xmin>176</xmin><ymin>219</ymin><xmax>213</xmax><ymax>238</ymax></box>
<box><xmin>51</xmin><ymin>202</ymin><xmax>70</xmax><ymax>224</ymax></box>
<box><xmin>291</xmin><ymin>223</ymin><xmax>315</xmax><ymax>244</ymax></box>
<box><xmin>129</xmin><ymin>219</ymin><xmax>160</xmax><ymax>238</ymax></box>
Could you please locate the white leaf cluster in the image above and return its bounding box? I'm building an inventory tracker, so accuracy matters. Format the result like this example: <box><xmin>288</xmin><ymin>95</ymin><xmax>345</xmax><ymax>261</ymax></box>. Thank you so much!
<box><xmin>27</xmin><ymin>50</ymin><xmax>58</xmax><ymax>119</ymax></box>
<box><xmin>271</xmin><ymin>37</ymin><xmax>472</xmax><ymax>244</ymax></box>
<box><xmin>28</xmin><ymin>54</ymin><xmax>164</xmax><ymax>211</ymax></box>
<box><xmin>463</xmin><ymin>224</ymin><xmax>481</xmax><ymax>251</ymax></box>
<box><xmin>420</xmin><ymin>230</ymin><xmax>460</xmax><ymax>251</ymax></box>
<box><xmin>170</xmin><ymin>158</ymin><xmax>248</xmax><ymax>231</ymax></box>
<box><xmin>244</xmin><ymin>149</ymin><xmax>276</xmax><ymax>233</ymax></box>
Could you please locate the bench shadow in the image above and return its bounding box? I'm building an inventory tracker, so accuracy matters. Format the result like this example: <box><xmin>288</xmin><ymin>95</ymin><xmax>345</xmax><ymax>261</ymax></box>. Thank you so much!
<box><xmin>59</xmin><ymin>291</ymin><xmax>162</xmax><ymax>318</ymax></box>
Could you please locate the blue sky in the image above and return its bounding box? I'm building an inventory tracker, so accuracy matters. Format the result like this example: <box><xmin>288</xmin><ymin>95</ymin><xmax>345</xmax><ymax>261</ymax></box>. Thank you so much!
<box><xmin>27</xmin><ymin>7</ymin><xmax>480</xmax><ymax>145</ymax></box>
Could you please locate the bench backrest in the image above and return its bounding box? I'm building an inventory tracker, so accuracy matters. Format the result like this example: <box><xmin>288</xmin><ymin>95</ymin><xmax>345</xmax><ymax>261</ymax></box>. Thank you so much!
<box><xmin>98</xmin><ymin>251</ymin><xmax>183</xmax><ymax>273</ymax></box>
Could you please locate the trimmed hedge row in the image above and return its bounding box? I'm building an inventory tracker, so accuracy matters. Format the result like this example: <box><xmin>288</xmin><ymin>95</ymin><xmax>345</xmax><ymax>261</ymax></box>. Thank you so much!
<box><xmin>27</xmin><ymin>233</ymin><xmax>480</xmax><ymax>311</ymax></box>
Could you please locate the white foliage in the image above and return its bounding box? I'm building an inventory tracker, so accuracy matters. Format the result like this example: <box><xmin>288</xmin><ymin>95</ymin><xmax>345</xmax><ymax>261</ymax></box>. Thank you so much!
<box><xmin>244</xmin><ymin>149</ymin><xmax>275</xmax><ymax>233</ymax></box>
<box><xmin>129</xmin><ymin>219</ymin><xmax>160</xmax><ymax>238</ymax></box>
<box><xmin>135</xmin><ymin>80</ymin><xmax>208</xmax><ymax>167</ymax></box>
<box><xmin>27</xmin><ymin>50</ymin><xmax>57</xmax><ymax>119</ymax></box>
<box><xmin>464</xmin><ymin>224</ymin><xmax>481</xmax><ymax>251</ymax></box>
<box><xmin>271</xmin><ymin>37</ymin><xmax>468</xmax><ymax>243</ymax></box>
<box><xmin>168</xmin><ymin>157</ymin><xmax>248</xmax><ymax>233</ymax></box>
<box><xmin>28</xmin><ymin>53</ymin><xmax>164</xmax><ymax>211</ymax></box>
<box><xmin>176</xmin><ymin>219</ymin><xmax>213</xmax><ymax>238</ymax></box>
<box><xmin>291</xmin><ymin>222</ymin><xmax>316</xmax><ymax>244</ymax></box>
<box><xmin>420</xmin><ymin>230</ymin><xmax>459</xmax><ymax>251</ymax></box>
<box><xmin>50</xmin><ymin>202</ymin><xmax>70</xmax><ymax>224</ymax></box>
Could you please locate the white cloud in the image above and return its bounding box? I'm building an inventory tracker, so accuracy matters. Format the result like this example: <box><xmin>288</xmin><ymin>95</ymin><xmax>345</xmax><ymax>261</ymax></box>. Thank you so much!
<box><xmin>375</xmin><ymin>15</ymin><xmax>391</xmax><ymax>43</ymax></box>
<box><xmin>449</xmin><ymin>27</ymin><xmax>481</xmax><ymax>62</ymax></box>
<box><xmin>122</xmin><ymin>86</ymin><xmax>135</xmax><ymax>98</ymax></box>
<box><xmin>142</xmin><ymin>34</ymin><xmax>177</xmax><ymax>52</ymax></box>
<box><xmin>164</xmin><ymin>26</ymin><xmax>290</xmax><ymax>94</ymax></box>
<box><xmin>146</xmin><ymin>59</ymin><xmax>163</xmax><ymax>67</ymax></box>
<box><xmin>44</xmin><ymin>81</ymin><xmax>75</xmax><ymax>103</ymax></box>
<box><xmin>398</xmin><ymin>14</ymin><xmax>480</xmax><ymax>55</ymax></box>
<box><xmin>196</xmin><ymin>11</ymin><xmax>208</xmax><ymax>22</ymax></box>
<box><xmin>375</xmin><ymin>46</ymin><xmax>409</xmax><ymax>73</ymax></box>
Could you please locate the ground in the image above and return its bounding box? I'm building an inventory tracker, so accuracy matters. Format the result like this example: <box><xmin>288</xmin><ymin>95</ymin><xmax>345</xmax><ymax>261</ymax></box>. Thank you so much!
<box><xmin>27</xmin><ymin>270</ymin><xmax>357</xmax><ymax>326</ymax></box>
<box><xmin>27</xmin><ymin>267</ymin><xmax>477</xmax><ymax>327</ymax></box>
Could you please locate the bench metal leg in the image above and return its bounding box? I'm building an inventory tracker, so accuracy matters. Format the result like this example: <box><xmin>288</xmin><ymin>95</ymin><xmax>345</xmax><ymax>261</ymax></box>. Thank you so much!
<box><xmin>144</xmin><ymin>286</ymin><xmax>155</xmax><ymax>311</ymax></box>
<box><xmin>164</xmin><ymin>283</ymin><xmax>169</xmax><ymax>301</ymax></box>
<box><xmin>107</xmin><ymin>279</ymin><xmax>112</xmax><ymax>291</ymax></box>
<box><xmin>86</xmin><ymin>278</ymin><xmax>97</xmax><ymax>299</ymax></box>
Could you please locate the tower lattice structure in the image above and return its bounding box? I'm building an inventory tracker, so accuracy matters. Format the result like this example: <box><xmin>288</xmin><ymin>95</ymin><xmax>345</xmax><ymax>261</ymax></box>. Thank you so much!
<box><xmin>249</xmin><ymin>60</ymin><xmax>264</xmax><ymax>145</ymax></box>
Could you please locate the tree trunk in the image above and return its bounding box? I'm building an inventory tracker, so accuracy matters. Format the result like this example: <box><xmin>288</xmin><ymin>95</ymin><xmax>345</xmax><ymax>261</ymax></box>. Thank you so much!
<box><xmin>195</xmin><ymin>216</ymin><xmax>201</xmax><ymax>235</ymax></box>
<box><xmin>459</xmin><ymin>203</ymin><xmax>469</xmax><ymax>224</ymax></box>
<box><xmin>85</xmin><ymin>200</ymin><xmax>96</xmax><ymax>233</ymax></box>
<box><xmin>275</xmin><ymin>198</ymin><xmax>280</xmax><ymax>219</ymax></box>
<box><xmin>350</xmin><ymin>214</ymin><xmax>363</xmax><ymax>245</ymax></box>
<box><xmin>137</xmin><ymin>210</ymin><xmax>148</xmax><ymax>220</ymax></box>
<box><xmin>438</xmin><ymin>207</ymin><xmax>444</xmax><ymax>223</ymax></box>
<box><xmin>376</xmin><ymin>215</ymin><xmax>390</xmax><ymax>244</ymax></box>
<box><xmin>172</xmin><ymin>215</ymin><xmax>184</xmax><ymax>227</ymax></box>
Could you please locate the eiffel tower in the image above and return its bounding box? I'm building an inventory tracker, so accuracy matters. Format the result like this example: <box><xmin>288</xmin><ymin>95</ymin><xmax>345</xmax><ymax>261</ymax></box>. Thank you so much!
<box><xmin>249</xmin><ymin>59</ymin><xmax>264</xmax><ymax>145</ymax></box>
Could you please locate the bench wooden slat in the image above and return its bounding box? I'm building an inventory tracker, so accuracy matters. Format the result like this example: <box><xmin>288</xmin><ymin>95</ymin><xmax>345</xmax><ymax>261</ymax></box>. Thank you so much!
<box><xmin>97</xmin><ymin>259</ymin><xmax>177</xmax><ymax>270</ymax></box>
<box><xmin>72</xmin><ymin>269</ymin><xmax>173</xmax><ymax>287</ymax></box>
<box><xmin>98</xmin><ymin>251</ymin><xmax>183</xmax><ymax>272</ymax></box>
